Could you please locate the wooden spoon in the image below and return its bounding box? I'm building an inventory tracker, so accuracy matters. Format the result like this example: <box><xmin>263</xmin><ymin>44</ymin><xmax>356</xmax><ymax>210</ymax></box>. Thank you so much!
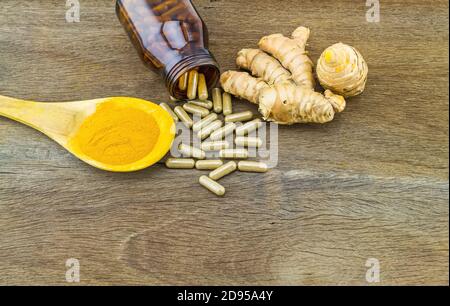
<box><xmin>0</xmin><ymin>95</ymin><xmax>176</xmax><ymax>172</ymax></box>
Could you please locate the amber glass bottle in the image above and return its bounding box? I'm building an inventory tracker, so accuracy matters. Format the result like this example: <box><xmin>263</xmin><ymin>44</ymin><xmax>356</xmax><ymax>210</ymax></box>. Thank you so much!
<box><xmin>116</xmin><ymin>0</ymin><xmax>220</xmax><ymax>99</ymax></box>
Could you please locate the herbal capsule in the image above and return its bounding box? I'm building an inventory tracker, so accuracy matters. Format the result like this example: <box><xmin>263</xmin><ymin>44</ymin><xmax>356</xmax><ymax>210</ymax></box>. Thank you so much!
<box><xmin>178</xmin><ymin>72</ymin><xmax>189</xmax><ymax>91</ymax></box>
<box><xmin>225</xmin><ymin>111</ymin><xmax>254</xmax><ymax>123</ymax></box>
<box><xmin>179</xmin><ymin>144</ymin><xmax>206</xmax><ymax>159</ymax></box>
<box><xmin>198</xmin><ymin>120</ymin><xmax>223</xmax><ymax>140</ymax></box>
<box><xmin>209</xmin><ymin>161</ymin><xmax>237</xmax><ymax>180</ymax></box>
<box><xmin>235</xmin><ymin>119</ymin><xmax>263</xmax><ymax>136</ymax></box>
<box><xmin>199</xmin><ymin>175</ymin><xmax>226</xmax><ymax>196</ymax></box>
<box><xmin>174</xmin><ymin>106</ymin><xmax>193</xmax><ymax>128</ymax></box>
<box><xmin>210</xmin><ymin>123</ymin><xmax>237</xmax><ymax>141</ymax></box>
<box><xmin>212</xmin><ymin>88</ymin><xmax>223</xmax><ymax>113</ymax></box>
<box><xmin>196</xmin><ymin>160</ymin><xmax>224</xmax><ymax>170</ymax></box>
<box><xmin>238</xmin><ymin>161</ymin><xmax>268</xmax><ymax>173</ymax></box>
<box><xmin>187</xmin><ymin>70</ymin><xmax>199</xmax><ymax>100</ymax></box>
<box><xmin>193</xmin><ymin>113</ymin><xmax>218</xmax><ymax>132</ymax></box>
<box><xmin>183</xmin><ymin>103</ymin><xmax>210</xmax><ymax>117</ymax></box>
<box><xmin>189</xmin><ymin>100</ymin><xmax>213</xmax><ymax>110</ymax></box>
<box><xmin>170</xmin><ymin>95</ymin><xmax>181</xmax><ymax>103</ymax></box>
<box><xmin>201</xmin><ymin>141</ymin><xmax>230</xmax><ymax>151</ymax></box>
<box><xmin>219</xmin><ymin>149</ymin><xmax>249</xmax><ymax>159</ymax></box>
<box><xmin>160</xmin><ymin>103</ymin><xmax>179</xmax><ymax>123</ymax></box>
<box><xmin>198</xmin><ymin>73</ymin><xmax>209</xmax><ymax>101</ymax></box>
<box><xmin>235</xmin><ymin>137</ymin><xmax>263</xmax><ymax>148</ymax></box>
<box><xmin>222</xmin><ymin>92</ymin><xmax>233</xmax><ymax>116</ymax></box>
<box><xmin>165</xmin><ymin>158</ymin><xmax>195</xmax><ymax>169</ymax></box>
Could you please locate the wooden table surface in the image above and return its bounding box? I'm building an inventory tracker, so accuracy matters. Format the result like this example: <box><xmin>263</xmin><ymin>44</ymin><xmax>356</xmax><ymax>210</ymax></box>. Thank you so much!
<box><xmin>0</xmin><ymin>0</ymin><xmax>448</xmax><ymax>286</ymax></box>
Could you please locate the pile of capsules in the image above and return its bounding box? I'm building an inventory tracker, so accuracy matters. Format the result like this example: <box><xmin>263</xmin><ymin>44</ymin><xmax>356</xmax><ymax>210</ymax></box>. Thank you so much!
<box><xmin>160</xmin><ymin>70</ymin><xmax>269</xmax><ymax>197</ymax></box>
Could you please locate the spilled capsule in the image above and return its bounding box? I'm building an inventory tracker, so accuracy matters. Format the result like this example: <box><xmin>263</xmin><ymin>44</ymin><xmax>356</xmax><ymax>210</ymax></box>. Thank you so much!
<box><xmin>235</xmin><ymin>119</ymin><xmax>263</xmax><ymax>136</ymax></box>
<box><xmin>225</xmin><ymin>111</ymin><xmax>254</xmax><ymax>123</ymax></box>
<box><xmin>198</xmin><ymin>120</ymin><xmax>223</xmax><ymax>140</ymax></box>
<box><xmin>209</xmin><ymin>161</ymin><xmax>237</xmax><ymax>180</ymax></box>
<box><xmin>235</xmin><ymin>137</ymin><xmax>263</xmax><ymax>148</ymax></box>
<box><xmin>238</xmin><ymin>161</ymin><xmax>268</xmax><ymax>173</ymax></box>
<box><xmin>212</xmin><ymin>88</ymin><xmax>223</xmax><ymax>114</ymax></box>
<box><xmin>219</xmin><ymin>149</ymin><xmax>249</xmax><ymax>159</ymax></box>
<box><xmin>189</xmin><ymin>100</ymin><xmax>213</xmax><ymax>110</ymax></box>
<box><xmin>199</xmin><ymin>175</ymin><xmax>225</xmax><ymax>196</ymax></box>
<box><xmin>196</xmin><ymin>160</ymin><xmax>224</xmax><ymax>170</ymax></box>
<box><xmin>183</xmin><ymin>103</ymin><xmax>210</xmax><ymax>118</ymax></box>
<box><xmin>210</xmin><ymin>123</ymin><xmax>236</xmax><ymax>141</ymax></box>
<box><xmin>222</xmin><ymin>92</ymin><xmax>233</xmax><ymax>116</ymax></box>
<box><xmin>174</xmin><ymin>106</ymin><xmax>193</xmax><ymax>128</ymax></box>
<box><xmin>179</xmin><ymin>144</ymin><xmax>206</xmax><ymax>159</ymax></box>
<box><xmin>165</xmin><ymin>158</ymin><xmax>195</xmax><ymax>169</ymax></box>
<box><xmin>193</xmin><ymin>113</ymin><xmax>218</xmax><ymax>132</ymax></box>
<box><xmin>160</xmin><ymin>103</ymin><xmax>179</xmax><ymax>123</ymax></box>
<box><xmin>201</xmin><ymin>141</ymin><xmax>230</xmax><ymax>151</ymax></box>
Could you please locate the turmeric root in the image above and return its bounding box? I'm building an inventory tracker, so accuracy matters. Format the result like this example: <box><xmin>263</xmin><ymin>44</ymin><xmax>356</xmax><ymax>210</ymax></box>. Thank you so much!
<box><xmin>220</xmin><ymin>71</ymin><xmax>269</xmax><ymax>104</ymax></box>
<box><xmin>236</xmin><ymin>49</ymin><xmax>292</xmax><ymax>85</ymax></box>
<box><xmin>317</xmin><ymin>43</ymin><xmax>368</xmax><ymax>98</ymax></box>
<box><xmin>259</xmin><ymin>26</ymin><xmax>315</xmax><ymax>89</ymax></box>
<box><xmin>259</xmin><ymin>84</ymin><xmax>345</xmax><ymax>124</ymax></box>
<box><xmin>220</xmin><ymin>71</ymin><xmax>346</xmax><ymax>124</ymax></box>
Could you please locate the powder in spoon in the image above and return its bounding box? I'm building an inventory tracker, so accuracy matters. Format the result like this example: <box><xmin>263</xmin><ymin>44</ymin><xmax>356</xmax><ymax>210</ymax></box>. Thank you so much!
<box><xmin>70</xmin><ymin>102</ymin><xmax>160</xmax><ymax>166</ymax></box>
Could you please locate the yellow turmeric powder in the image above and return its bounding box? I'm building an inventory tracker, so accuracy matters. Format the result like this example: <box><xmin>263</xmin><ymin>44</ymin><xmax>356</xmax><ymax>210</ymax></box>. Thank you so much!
<box><xmin>70</xmin><ymin>102</ymin><xmax>160</xmax><ymax>166</ymax></box>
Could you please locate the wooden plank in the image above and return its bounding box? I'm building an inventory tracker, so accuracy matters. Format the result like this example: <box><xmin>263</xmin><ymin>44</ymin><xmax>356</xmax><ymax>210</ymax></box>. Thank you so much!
<box><xmin>0</xmin><ymin>0</ymin><xmax>448</xmax><ymax>285</ymax></box>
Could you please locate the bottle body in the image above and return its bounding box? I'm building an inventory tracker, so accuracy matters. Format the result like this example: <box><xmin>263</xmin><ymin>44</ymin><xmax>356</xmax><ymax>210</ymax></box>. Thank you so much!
<box><xmin>116</xmin><ymin>0</ymin><xmax>220</xmax><ymax>99</ymax></box>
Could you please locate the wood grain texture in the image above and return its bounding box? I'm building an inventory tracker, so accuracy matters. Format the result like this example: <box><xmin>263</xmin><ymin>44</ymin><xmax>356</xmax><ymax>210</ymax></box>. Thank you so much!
<box><xmin>0</xmin><ymin>0</ymin><xmax>448</xmax><ymax>285</ymax></box>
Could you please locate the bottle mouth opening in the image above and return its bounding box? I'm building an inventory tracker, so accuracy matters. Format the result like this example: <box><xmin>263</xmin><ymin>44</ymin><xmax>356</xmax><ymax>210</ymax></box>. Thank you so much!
<box><xmin>164</xmin><ymin>53</ymin><xmax>221</xmax><ymax>100</ymax></box>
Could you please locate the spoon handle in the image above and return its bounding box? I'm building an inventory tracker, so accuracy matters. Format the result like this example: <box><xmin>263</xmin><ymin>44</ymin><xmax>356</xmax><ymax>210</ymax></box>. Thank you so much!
<box><xmin>0</xmin><ymin>95</ymin><xmax>78</xmax><ymax>144</ymax></box>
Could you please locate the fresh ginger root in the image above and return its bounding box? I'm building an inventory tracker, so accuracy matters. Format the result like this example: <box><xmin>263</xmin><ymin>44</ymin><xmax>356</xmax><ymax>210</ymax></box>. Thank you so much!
<box><xmin>236</xmin><ymin>49</ymin><xmax>293</xmax><ymax>85</ymax></box>
<box><xmin>221</xmin><ymin>71</ymin><xmax>346</xmax><ymax>124</ymax></box>
<box><xmin>317</xmin><ymin>43</ymin><xmax>368</xmax><ymax>97</ymax></box>
<box><xmin>259</xmin><ymin>26</ymin><xmax>315</xmax><ymax>89</ymax></box>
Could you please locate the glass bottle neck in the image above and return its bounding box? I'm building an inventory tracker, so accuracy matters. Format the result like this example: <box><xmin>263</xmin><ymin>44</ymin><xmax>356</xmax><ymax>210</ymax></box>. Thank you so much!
<box><xmin>164</xmin><ymin>49</ymin><xmax>220</xmax><ymax>100</ymax></box>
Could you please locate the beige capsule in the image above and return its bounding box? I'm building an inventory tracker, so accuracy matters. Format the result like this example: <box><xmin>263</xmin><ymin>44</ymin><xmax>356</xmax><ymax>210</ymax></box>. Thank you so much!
<box><xmin>178</xmin><ymin>72</ymin><xmax>189</xmax><ymax>91</ymax></box>
<box><xmin>222</xmin><ymin>92</ymin><xmax>233</xmax><ymax>116</ymax></box>
<box><xmin>160</xmin><ymin>103</ymin><xmax>179</xmax><ymax>123</ymax></box>
<box><xmin>219</xmin><ymin>149</ymin><xmax>249</xmax><ymax>159</ymax></box>
<box><xmin>212</xmin><ymin>88</ymin><xmax>223</xmax><ymax>113</ymax></box>
<box><xmin>174</xmin><ymin>106</ymin><xmax>193</xmax><ymax>128</ymax></box>
<box><xmin>201</xmin><ymin>141</ymin><xmax>230</xmax><ymax>151</ymax></box>
<box><xmin>187</xmin><ymin>70</ymin><xmax>199</xmax><ymax>100</ymax></box>
<box><xmin>165</xmin><ymin>158</ymin><xmax>195</xmax><ymax>169</ymax></box>
<box><xmin>225</xmin><ymin>111</ymin><xmax>254</xmax><ymax>123</ymax></box>
<box><xmin>189</xmin><ymin>99</ymin><xmax>213</xmax><ymax>110</ymax></box>
<box><xmin>198</xmin><ymin>73</ymin><xmax>209</xmax><ymax>101</ymax></box>
<box><xmin>192</xmin><ymin>113</ymin><xmax>218</xmax><ymax>132</ymax></box>
<box><xmin>169</xmin><ymin>95</ymin><xmax>181</xmax><ymax>103</ymax></box>
<box><xmin>179</xmin><ymin>144</ymin><xmax>206</xmax><ymax>159</ymax></box>
<box><xmin>235</xmin><ymin>137</ymin><xmax>263</xmax><ymax>148</ymax></box>
<box><xmin>199</xmin><ymin>175</ymin><xmax>226</xmax><ymax>196</ymax></box>
<box><xmin>198</xmin><ymin>120</ymin><xmax>223</xmax><ymax>140</ymax></box>
<box><xmin>183</xmin><ymin>103</ymin><xmax>210</xmax><ymax>118</ymax></box>
<box><xmin>235</xmin><ymin>119</ymin><xmax>263</xmax><ymax>136</ymax></box>
<box><xmin>210</xmin><ymin>123</ymin><xmax>237</xmax><ymax>141</ymax></box>
<box><xmin>196</xmin><ymin>160</ymin><xmax>224</xmax><ymax>170</ymax></box>
<box><xmin>238</xmin><ymin>161</ymin><xmax>268</xmax><ymax>173</ymax></box>
<box><xmin>209</xmin><ymin>161</ymin><xmax>237</xmax><ymax>180</ymax></box>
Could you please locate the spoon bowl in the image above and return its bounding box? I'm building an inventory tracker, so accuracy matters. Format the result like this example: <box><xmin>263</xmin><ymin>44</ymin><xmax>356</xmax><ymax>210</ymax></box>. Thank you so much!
<box><xmin>0</xmin><ymin>95</ymin><xmax>176</xmax><ymax>172</ymax></box>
